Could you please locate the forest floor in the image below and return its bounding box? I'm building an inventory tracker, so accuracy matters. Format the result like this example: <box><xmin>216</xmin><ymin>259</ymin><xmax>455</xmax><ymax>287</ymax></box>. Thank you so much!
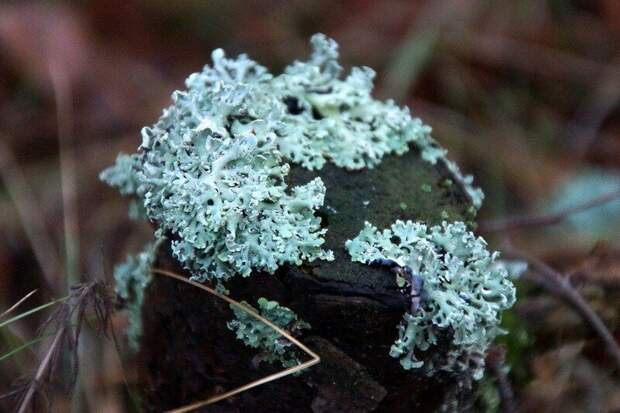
<box><xmin>1</xmin><ymin>1</ymin><xmax>619</xmax><ymax>412</ymax></box>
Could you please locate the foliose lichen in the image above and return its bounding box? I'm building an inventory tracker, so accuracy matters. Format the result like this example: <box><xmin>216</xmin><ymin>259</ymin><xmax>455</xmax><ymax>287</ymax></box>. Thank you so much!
<box><xmin>113</xmin><ymin>240</ymin><xmax>161</xmax><ymax>349</ymax></box>
<box><xmin>227</xmin><ymin>297</ymin><xmax>310</xmax><ymax>368</ymax></box>
<box><xmin>346</xmin><ymin>220</ymin><xmax>516</xmax><ymax>379</ymax></box>
<box><xmin>101</xmin><ymin>33</ymin><xmax>482</xmax><ymax>283</ymax></box>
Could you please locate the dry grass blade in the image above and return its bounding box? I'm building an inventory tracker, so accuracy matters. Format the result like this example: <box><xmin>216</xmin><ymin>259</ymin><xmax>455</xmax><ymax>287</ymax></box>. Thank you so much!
<box><xmin>49</xmin><ymin>62</ymin><xmax>80</xmax><ymax>288</ymax></box>
<box><xmin>15</xmin><ymin>324</ymin><xmax>66</xmax><ymax>413</ymax></box>
<box><xmin>0</xmin><ymin>336</ymin><xmax>47</xmax><ymax>364</ymax></box>
<box><xmin>151</xmin><ymin>269</ymin><xmax>320</xmax><ymax>413</ymax></box>
<box><xmin>0</xmin><ymin>296</ymin><xmax>68</xmax><ymax>329</ymax></box>
<box><xmin>11</xmin><ymin>280</ymin><xmax>112</xmax><ymax>413</ymax></box>
<box><xmin>0</xmin><ymin>290</ymin><xmax>37</xmax><ymax>320</ymax></box>
<box><xmin>443</xmin><ymin>30</ymin><xmax>611</xmax><ymax>80</ymax></box>
<box><xmin>0</xmin><ymin>138</ymin><xmax>62</xmax><ymax>292</ymax></box>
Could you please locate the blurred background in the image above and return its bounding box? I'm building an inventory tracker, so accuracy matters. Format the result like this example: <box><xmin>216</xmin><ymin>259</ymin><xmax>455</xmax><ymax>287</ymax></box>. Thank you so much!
<box><xmin>1</xmin><ymin>0</ymin><xmax>619</xmax><ymax>412</ymax></box>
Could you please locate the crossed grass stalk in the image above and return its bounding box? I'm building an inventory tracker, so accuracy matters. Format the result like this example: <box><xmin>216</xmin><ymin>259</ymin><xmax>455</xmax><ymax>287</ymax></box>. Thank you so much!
<box><xmin>0</xmin><ymin>269</ymin><xmax>319</xmax><ymax>413</ymax></box>
<box><xmin>151</xmin><ymin>268</ymin><xmax>320</xmax><ymax>413</ymax></box>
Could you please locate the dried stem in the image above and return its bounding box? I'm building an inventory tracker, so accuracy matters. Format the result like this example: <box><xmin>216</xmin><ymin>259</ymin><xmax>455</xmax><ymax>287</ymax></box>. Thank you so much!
<box><xmin>444</xmin><ymin>30</ymin><xmax>611</xmax><ymax>80</ymax></box>
<box><xmin>505</xmin><ymin>246</ymin><xmax>620</xmax><ymax>371</ymax></box>
<box><xmin>479</xmin><ymin>188</ymin><xmax>620</xmax><ymax>233</ymax></box>
<box><xmin>486</xmin><ymin>346</ymin><xmax>515</xmax><ymax>413</ymax></box>
<box><xmin>50</xmin><ymin>62</ymin><xmax>80</xmax><ymax>289</ymax></box>
<box><xmin>11</xmin><ymin>280</ymin><xmax>111</xmax><ymax>413</ymax></box>
<box><xmin>0</xmin><ymin>138</ymin><xmax>61</xmax><ymax>292</ymax></box>
<box><xmin>151</xmin><ymin>269</ymin><xmax>320</xmax><ymax>413</ymax></box>
<box><xmin>16</xmin><ymin>324</ymin><xmax>66</xmax><ymax>413</ymax></box>
<box><xmin>0</xmin><ymin>290</ymin><xmax>37</xmax><ymax>320</ymax></box>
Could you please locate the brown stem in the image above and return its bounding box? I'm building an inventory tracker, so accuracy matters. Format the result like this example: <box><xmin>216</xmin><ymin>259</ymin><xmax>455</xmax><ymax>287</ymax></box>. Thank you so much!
<box><xmin>0</xmin><ymin>290</ymin><xmax>37</xmax><ymax>320</ymax></box>
<box><xmin>506</xmin><ymin>247</ymin><xmax>620</xmax><ymax>371</ymax></box>
<box><xmin>486</xmin><ymin>346</ymin><xmax>515</xmax><ymax>413</ymax></box>
<box><xmin>480</xmin><ymin>188</ymin><xmax>620</xmax><ymax>233</ymax></box>
<box><xmin>16</xmin><ymin>325</ymin><xmax>66</xmax><ymax>413</ymax></box>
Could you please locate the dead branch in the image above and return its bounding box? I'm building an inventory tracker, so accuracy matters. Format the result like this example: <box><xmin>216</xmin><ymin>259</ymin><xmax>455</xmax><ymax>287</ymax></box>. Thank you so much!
<box><xmin>0</xmin><ymin>290</ymin><xmax>37</xmax><ymax>320</ymax></box>
<box><xmin>505</xmin><ymin>246</ymin><xmax>620</xmax><ymax>371</ymax></box>
<box><xmin>479</xmin><ymin>188</ymin><xmax>620</xmax><ymax>233</ymax></box>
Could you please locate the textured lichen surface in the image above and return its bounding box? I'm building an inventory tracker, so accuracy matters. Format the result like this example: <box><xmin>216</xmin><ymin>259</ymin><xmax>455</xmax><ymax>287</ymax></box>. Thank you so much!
<box><xmin>287</xmin><ymin>150</ymin><xmax>473</xmax><ymax>291</ymax></box>
<box><xmin>113</xmin><ymin>240</ymin><xmax>160</xmax><ymax>349</ymax></box>
<box><xmin>101</xmin><ymin>33</ymin><xmax>506</xmax><ymax>387</ymax></box>
<box><xmin>100</xmin><ymin>33</ymin><xmax>482</xmax><ymax>283</ymax></box>
<box><xmin>346</xmin><ymin>220</ymin><xmax>516</xmax><ymax>379</ymax></box>
<box><xmin>227</xmin><ymin>297</ymin><xmax>310</xmax><ymax>368</ymax></box>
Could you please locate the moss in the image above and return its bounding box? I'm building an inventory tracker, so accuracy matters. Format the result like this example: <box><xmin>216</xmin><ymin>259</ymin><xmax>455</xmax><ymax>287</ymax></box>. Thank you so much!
<box><xmin>287</xmin><ymin>148</ymin><xmax>470</xmax><ymax>290</ymax></box>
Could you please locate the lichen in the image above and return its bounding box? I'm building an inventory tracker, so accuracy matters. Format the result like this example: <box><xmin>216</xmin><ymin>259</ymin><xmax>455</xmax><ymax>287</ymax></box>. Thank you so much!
<box><xmin>227</xmin><ymin>297</ymin><xmax>310</xmax><ymax>368</ymax></box>
<box><xmin>113</xmin><ymin>240</ymin><xmax>161</xmax><ymax>349</ymax></box>
<box><xmin>101</xmin><ymin>33</ymin><xmax>484</xmax><ymax>282</ymax></box>
<box><xmin>346</xmin><ymin>220</ymin><xmax>516</xmax><ymax>379</ymax></box>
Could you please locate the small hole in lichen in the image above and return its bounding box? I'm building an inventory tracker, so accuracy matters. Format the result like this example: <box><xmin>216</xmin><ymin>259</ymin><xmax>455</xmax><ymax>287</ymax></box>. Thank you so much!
<box><xmin>283</xmin><ymin>96</ymin><xmax>304</xmax><ymax>115</ymax></box>
<box><xmin>390</xmin><ymin>235</ymin><xmax>401</xmax><ymax>244</ymax></box>
<box><xmin>311</xmin><ymin>106</ymin><xmax>323</xmax><ymax>120</ymax></box>
<box><xmin>315</xmin><ymin>209</ymin><xmax>329</xmax><ymax>229</ymax></box>
<box><xmin>206</xmin><ymin>199</ymin><xmax>214</xmax><ymax>206</ymax></box>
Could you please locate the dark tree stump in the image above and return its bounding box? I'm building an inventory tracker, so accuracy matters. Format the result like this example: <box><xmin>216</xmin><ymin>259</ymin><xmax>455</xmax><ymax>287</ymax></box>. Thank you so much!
<box><xmin>139</xmin><ymin>149</ymin><xmax>476</xmax><ymax>412</ymax></box>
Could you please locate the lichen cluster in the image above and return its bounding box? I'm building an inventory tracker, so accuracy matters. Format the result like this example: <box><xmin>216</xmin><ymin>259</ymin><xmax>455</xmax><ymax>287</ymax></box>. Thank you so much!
<box><xmin>113</xmin><ymin>241</ymin><xmax>160</xmax><ymax>349</ymax></box>
<box><xmin>346</xmin><ymin>220</ymin><xmax>516</xmax><ymax>379</ymax></box>
<box><xmin>227</xmin><ymin>298</ymin><xmax>310</xmax><ymax>368</ymax></box>
<box><xmin>101</xmin><ymin>33</ymin><xmax>482</xmax><ymax>282</ymax></box>
<box><xmin>102</xmin><ymin>34</ymin><xmax>504</xmax><ymax>377</ymax></box>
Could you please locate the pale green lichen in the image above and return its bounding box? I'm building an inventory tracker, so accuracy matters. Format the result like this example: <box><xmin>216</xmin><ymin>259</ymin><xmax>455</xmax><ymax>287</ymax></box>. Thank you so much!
<box><xmin>227</xmin><ymin>298</ymin><xmax>310</xmax><ymax>368</ymax></box>
<box><xmin>346</xmin><ymin>220</ymin><xmax>515</xmax><ymax>379</ymax></box>
<box><xmin>271</xmin><ymin>35</ymin><xmax>429</xmax><ymax>170</ymax></box>
<box><xmin>113</xmin><ymin>240</ymin><xmax>161</xmax><ymax>349</ymax></box>
<box><xmin>101</xmin><ymin>33</ymin><xmax>484</xmax><ymax>282</ymax></box>
<box><xmin>418</xmin><ymin>142</ymin><xmax>484</xmax><ymax>209</ymax></box>
<box><xmin>101</xmin><ymin>35</ymin><xmax>491</xmax><ymax>374</ymax></box>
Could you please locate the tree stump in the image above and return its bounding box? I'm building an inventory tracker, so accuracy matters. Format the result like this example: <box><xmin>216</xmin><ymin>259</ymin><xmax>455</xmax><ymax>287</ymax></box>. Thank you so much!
<box><xmin>139</xmin><ymin>148</ymin><xmax>475</xmax><ymax>412</ymax></box>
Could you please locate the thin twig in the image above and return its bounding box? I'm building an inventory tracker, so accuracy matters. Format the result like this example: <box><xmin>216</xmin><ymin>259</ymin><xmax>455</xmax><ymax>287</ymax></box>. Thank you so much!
<box><xmin>49</xmin><ymin>62</ymin><xmax>80</xmax><ymax>289</ymax></box>
<box><xmin>0</xmin><ymin>290</ymin><xmax>37</xmax><ymax>320</ymax></box>
<box><xmin>10</xmin><ymin>280</ymin><xmax>111</xmax><ymax>412</ymax></box>
<box><xmin>151</xmin><ymin>269</ymin><xmax>320</xmax><ymax>413</ymax></box>
<box><xmin>479</xmin><ymin>188</ymin><xmax>620</xmax><ymax>233</ymax></box>
<box><xmin>505</xmin><ymin>246</ymin><xmax>620</xmax><ymax>371</ymax></box>
<box><xmin>443</xmin><ymin>30</ymin><xmax>611</xmax><ymax>80</ymax></box>
<box><xmin>16</xmin><ymin>324</ymin><xmax>66</xmax><ymax>413</ymax></box>
<box><xmin>0</xmin><ymin>138</ymin><xmax>61</xmax><ymax>292</ymax></box>
<box><xmin>0</xmin><ymin>295</ymin><xmax>68</xmax><ymax>329</ymax></box>
<box><xmin>567</xmin><ymin>54</ymin><xmax>620</xmax><ymax>157</ymax></box>
<box><xmin>486</xmin><ymin>346</ymin><xmax>515</xmax><ymax>413</ymax></box>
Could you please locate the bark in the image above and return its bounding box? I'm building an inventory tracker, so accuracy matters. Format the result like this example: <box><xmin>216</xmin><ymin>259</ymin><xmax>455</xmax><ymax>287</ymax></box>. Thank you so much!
<box><xmin>139</xmin><ymin>149</ymin><xmax>477</xmax><ymax>412</ymax></box>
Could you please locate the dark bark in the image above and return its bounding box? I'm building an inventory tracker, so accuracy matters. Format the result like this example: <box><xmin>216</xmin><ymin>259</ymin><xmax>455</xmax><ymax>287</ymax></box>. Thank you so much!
<box><xmin>139</xmin><ymin>149</ymin><xmax>477</xmax><ymax>412</ymax></box>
